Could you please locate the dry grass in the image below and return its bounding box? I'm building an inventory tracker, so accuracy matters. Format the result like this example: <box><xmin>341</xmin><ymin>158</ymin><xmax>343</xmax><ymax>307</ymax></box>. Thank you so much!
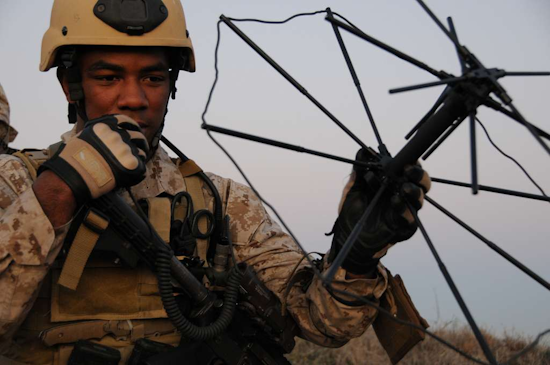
<box><xmin>286</xmin><ymin>323</ymin><xmax>549</xmax><ymax>364</ymax></box>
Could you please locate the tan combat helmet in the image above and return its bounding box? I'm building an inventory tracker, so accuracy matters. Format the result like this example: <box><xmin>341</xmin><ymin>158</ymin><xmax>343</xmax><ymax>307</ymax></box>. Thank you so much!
<box><xmin>39</xmin><ymin>0</ymin><xmax>194</xmax><ymax>137</ymax></box>
<box><xmin>40</xmin><ymin>0</ymin><xmax>195</xmax><ymax>72</ymax></box>
<box><xmin>0</xmin><ymin>83</ymin><xmax>18</xmax><ymax>152</ymax></box>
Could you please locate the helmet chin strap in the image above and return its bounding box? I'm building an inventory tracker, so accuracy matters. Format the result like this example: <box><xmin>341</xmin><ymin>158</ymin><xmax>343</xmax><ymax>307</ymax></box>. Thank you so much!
<box><xmin>61</xmin><ymin>48</ymin><xmax>88</xmax><ymax>125</ymax></box>
<box><xmin>68</xmin><ymin>102</ymin><xmax>89</xmax><ymax>125</ymax></box>
<box><xmin>150</xmin><ymin>67</ymin><xmax>180</xmax><ymax>157</ymax></box>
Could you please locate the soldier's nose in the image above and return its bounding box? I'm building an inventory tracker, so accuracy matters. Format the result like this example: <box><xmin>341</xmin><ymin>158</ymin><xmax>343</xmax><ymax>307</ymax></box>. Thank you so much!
<box><xmin>118</xmin><ymin>80</ymin><xmax>148</xmax><ymax>111</ymax></box>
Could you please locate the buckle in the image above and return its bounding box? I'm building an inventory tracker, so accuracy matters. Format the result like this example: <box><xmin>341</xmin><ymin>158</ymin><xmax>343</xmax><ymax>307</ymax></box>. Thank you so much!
<box><xmin>83</xmin><ymin>208</ymin><xmax>110</xmax><ymax>234</ymax></box>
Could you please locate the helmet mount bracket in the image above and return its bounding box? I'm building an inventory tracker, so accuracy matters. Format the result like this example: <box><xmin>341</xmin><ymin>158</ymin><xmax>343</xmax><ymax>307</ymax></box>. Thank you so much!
<box><xmin>94</xmin><ymin>0</ymin><xmax>169</xmax><ymax>36</ymax></box>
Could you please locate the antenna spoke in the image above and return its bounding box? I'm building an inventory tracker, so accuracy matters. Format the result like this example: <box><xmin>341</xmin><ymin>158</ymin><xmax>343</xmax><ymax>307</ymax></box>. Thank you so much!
<box><xmin>390</xmin><ymin>76</ymin><xmax>467</xmax><ymax>94</ymax></box>
<box><xmin>202</xmin><ymin>124</ymin><xmax>378</xmax><ymax>168</ymax></box>
<box><xmin>507</xmin><ymin>102</ymin><xmax>550</xmax><ymax>156</ymax></box>
<box><xmin>483</xmin><ymin>98</ymin><xmax>550</xmax><ymax>141</ymax></box>
<box><xmin>407</xmin><ymin>202</ymin><xmax>498</xmax><ymax>364</ymax></box>
<box><xmin>431</xmin><ymin>177</ymin><xmax>550</xmax><ymax>202</ymax></box>
<box><xmin>447</xmin><ymin>17</ymin><xmax>468</xmax><ymax>73</ymax></box>
<box><xmin>325</xmin><ymin>16</ymin><xmax>447</xmax><ymax>79</ymax></box>
<box><xmin>505</xmin><ymin>71</ymin><xmax>550</xmax><ymax>77</ymax></box>
<box><xmin>470</xmin><ymin>114</ymin><xmax>479</xmax><ymax>194</ymax></box>
<box><xmin>326</xmin><ymin>8</ymin><xmax>388</xmax><ymax>156</ymax></box>
<box><xmin>416</xmin><ymin>0</ymin><xmax>465</xmax><ymax>54</ymax></box>
<box><xmin>426</xmin><ymin>196</ymin><xmax>550</xmax><ymax>291</ymax></box>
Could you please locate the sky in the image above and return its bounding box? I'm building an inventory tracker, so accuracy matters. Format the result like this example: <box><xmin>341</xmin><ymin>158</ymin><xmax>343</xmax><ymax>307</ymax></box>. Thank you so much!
<box><xmin>1</xmin><ymin>0</ymin><xmax>549</xmax><ymax>347</ymax></box>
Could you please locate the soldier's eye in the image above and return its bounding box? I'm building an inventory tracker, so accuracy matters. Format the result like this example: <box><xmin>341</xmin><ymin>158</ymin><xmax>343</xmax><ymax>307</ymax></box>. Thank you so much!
<box><xmin>95</xmin><ymin>75</ymin><xmax>118</xmax><ymax>82</ymax></box>
<box><xmin>144</xmin><ymin>75</ymin><xmax>166</xmax><ymax>83</ymax></box>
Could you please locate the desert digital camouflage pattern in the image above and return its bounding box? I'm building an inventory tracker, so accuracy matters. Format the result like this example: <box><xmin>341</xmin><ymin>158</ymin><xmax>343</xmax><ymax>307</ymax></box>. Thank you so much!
<box><xmin>0</xmin><ymin>84</ymin><xmax>9</xmax><ymax>125</ymax></box>
<box><xmin>0</xmin><ymin>84</ymin><xmax>18</xmax><ymax>153</ymax></box>
<box><xmin>0</xmin><ymin>155</ymin><xmax>68</xmax><ymax>355</ymax></box>
<box><xmin>0</xmin><ymin>128</ymin><xmax>388</xmax><ymax>364</ymax></box>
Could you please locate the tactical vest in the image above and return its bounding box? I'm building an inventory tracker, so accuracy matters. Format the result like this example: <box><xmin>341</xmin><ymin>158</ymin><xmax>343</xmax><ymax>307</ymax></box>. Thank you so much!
<box><xmin>8</xmin><ymin>148</ymin><xmax>212</xmax><ymax>365</ymax></box>
<box><xmin>7</xmin><ymin>148</ymin><xmax>429</xmax><ymax>365</ymax></box>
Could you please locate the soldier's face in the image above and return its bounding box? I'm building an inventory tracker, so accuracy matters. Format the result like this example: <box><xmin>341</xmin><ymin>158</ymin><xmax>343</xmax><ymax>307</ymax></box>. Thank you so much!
<box><xmin>74</xmin><ymin>47</ymin><xmax>171</xmax><ymax>144</ymax></box>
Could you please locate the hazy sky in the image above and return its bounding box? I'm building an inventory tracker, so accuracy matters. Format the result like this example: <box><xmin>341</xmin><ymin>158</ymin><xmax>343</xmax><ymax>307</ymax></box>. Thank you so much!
<box><xmin>1</xmin><ymin>0</ymin><xmax>549</xmax><ymax>346</ymax></box>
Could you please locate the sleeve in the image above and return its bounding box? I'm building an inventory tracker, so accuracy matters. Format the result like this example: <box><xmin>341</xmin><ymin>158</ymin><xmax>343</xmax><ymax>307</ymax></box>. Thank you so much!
<box><xmin>0</xmin><ymin>155</ymin><xmax>67</xmax><ymax>346</ymax></box>
<box><xmin>222</xmin><ymin>178</ymin><xmax>388</xmax><ymax>348</ymax></box>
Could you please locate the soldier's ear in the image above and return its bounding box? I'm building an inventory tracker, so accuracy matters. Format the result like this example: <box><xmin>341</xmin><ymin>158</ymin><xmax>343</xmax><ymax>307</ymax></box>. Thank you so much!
<box><xmin>57</xmin><ymin>68</ymin><xmax>73</xmax><ymax>103</ymax></box>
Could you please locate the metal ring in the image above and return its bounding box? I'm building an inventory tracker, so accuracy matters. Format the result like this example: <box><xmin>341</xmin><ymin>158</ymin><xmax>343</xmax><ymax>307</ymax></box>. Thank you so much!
<box><xmin>191</xmin><ymin>209</ymin><xmax>215</xmax><ymax>239</ymax></box>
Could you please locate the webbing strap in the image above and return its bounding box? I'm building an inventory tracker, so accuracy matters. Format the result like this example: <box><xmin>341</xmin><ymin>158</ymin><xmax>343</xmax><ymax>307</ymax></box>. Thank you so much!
<box><xmin>183</xmin><ymin>175</ymin><xmax>209</xmax><ymax>263</ymax></box>
<box><xmin>178</xmin><ymin>159</ymin><xmax>202</xmax><ymax>177</ymax></box>
<box><xmin>40</xmin><ymin>319</ymin><xmax>176</xmax><ymax>346</ymax></box>
<box><xmin>147</xmin><ymin>197</ymin><xmax>171</xmax><ymax>243</ymax></box>
<box><xmin>12</xmin><ymin>151</ymin><xmax>41</xmax><ymax>181</ymax></box>
<box><xmin>58</xmin><ymin>210</ymin><xmax>109</xmax><ymax>290</ymax></box>
<box><xmin>12</xmin><ymin>145</ymin><xmax>57</xmax><ymax>182</ymax></box>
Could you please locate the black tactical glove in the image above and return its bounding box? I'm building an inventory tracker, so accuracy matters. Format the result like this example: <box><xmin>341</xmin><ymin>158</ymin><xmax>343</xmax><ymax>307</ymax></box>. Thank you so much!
<box><xmin>39</xmin><ymin>114</ymin><xmax>149</xmax><ymax>205</ymax></box>
<box><xmin>328</xmin><ymin>149</ymin><xmax>431</xmax><ymax>275</ymax></box>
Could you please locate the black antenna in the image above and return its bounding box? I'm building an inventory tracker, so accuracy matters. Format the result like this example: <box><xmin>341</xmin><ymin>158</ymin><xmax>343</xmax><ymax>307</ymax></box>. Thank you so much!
<box><xmin>200</xmin><ymin>7</ymin><xmax>550</xmax><ymax>364</ymax></box>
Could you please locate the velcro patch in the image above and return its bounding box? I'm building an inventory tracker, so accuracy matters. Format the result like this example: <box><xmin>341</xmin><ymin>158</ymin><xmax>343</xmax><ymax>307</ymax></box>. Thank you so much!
<box><xmin>73</xmin><ymin>147</ymin><xmax>112</xmax><ymax>187</ymax></box>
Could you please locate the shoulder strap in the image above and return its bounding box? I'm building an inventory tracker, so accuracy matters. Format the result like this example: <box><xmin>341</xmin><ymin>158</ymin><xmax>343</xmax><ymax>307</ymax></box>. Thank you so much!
<box><xmin>146</xmin><ymin>197</ymin><xmax>172</xmax><ymax>244</ymax></box>
<box><xmin>177</xmin><ymin>159</ymin><xmax>202</xmax><ymax>178</ymax></box>
<box><xmin>10</xmin><ymin>142</ymin><xmax>63</xmax><ymax>181</ymax></box>
<box><xmin>12</xmin><ymin>149</ymin><xmax>49</xmax><ymax>181</ymax></box>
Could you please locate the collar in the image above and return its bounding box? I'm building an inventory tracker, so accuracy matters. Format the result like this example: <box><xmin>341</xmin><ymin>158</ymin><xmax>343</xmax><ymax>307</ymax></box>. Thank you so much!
<box><xmin>131</xmin><ymin>147</ymin><xmax>185</xmax><ymax>199</ymax></box>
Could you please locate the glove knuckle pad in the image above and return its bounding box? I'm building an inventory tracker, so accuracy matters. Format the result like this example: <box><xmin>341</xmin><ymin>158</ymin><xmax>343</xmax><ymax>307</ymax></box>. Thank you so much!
<box><xmin>114</xmin><ymin>114</ymin><xmax>139</xmax><ymax>128</ymax></box>
<box><xmin>91</xmin><ymin>124</ymin><xmax>135</xmax><ymax>168</ymax></box>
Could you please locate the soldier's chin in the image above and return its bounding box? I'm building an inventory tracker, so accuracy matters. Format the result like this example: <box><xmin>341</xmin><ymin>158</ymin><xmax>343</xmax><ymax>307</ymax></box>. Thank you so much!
<box><xmin>140</xmin><ymin>127</ymin><xmax>153</xmax><ymax>145</ymax></box>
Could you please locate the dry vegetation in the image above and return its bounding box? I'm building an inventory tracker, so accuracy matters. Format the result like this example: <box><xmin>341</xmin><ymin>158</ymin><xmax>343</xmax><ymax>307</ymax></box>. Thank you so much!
<box><xmin>286</xmin><ymin>323</ymin><xmax>549</xmax><ymax>365</ymax></box>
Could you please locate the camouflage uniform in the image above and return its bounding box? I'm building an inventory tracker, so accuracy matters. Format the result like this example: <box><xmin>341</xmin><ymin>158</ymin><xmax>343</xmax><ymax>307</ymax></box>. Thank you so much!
<box><xmin>0</xmin><ymin>128</ymin><xmax>388</xmax><ymax>364</ymax></box>
<box><xmin>0</xmin><ymin>84</ymin><xmax>18</xmax><ymax>154</ymax></box>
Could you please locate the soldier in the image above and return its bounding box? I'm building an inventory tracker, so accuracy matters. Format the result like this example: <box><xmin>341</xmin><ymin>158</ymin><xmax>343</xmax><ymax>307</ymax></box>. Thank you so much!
<box><xmin>0</xmin><ymin>1</ymin><xmax>430</xmax><ymax>364</ymax></box>
<box><xmin>0</xmin><ymin>83</ymin><xmax>18</xmax><ymax>154</ymax></box>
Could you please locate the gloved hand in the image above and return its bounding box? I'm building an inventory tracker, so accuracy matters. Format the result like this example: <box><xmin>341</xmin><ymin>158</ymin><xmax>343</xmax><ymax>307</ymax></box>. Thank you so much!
<box><xmin>39</xmin><ymin>114</ymin><xmax>149</xmax><ymax>205</ymax></box>
<box><xmin>328</xmin><ymin>149</ymin><xmax>431</xmax><ymax>275</ymax></box>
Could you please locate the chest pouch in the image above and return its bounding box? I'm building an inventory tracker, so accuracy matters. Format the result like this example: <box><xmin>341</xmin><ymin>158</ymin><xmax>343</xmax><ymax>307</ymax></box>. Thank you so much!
<box><xmin>52</xmin><ymin>199</ymin><xmax>176</xmax><ymax>322</ymax></box>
